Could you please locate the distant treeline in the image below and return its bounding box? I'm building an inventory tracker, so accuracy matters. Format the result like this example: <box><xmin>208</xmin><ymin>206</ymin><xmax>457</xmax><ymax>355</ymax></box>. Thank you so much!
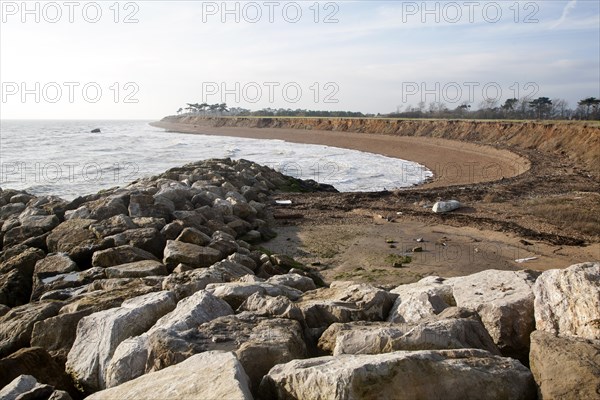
<box><xmin>177</xmin><ymin>97</ymin><xmax>600</xmax><ymax>120</ymax></box>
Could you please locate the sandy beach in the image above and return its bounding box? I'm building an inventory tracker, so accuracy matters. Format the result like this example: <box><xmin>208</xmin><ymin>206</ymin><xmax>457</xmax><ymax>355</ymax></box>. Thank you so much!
<box><xmin>150</xmin><ymin>120</ymin><xmax>530</xmax><ymax>188</ymax></box>
<box><xmin>152</xmin><ymin>117</ymin><xmax>599</xmax><ymax>283</ymax></box>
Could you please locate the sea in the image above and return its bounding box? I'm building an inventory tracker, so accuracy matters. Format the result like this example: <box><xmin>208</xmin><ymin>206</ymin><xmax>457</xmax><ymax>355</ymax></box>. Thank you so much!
<box><xmin>0</xmin><ymin>120</ymin><xmax>433</xmax><ymax>200</ymax></box>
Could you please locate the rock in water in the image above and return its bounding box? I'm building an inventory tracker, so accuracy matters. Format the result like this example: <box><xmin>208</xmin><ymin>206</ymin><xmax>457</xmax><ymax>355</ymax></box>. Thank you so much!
<box><xmin>533</xmin><ymin>262</ymin><xmax>600</xmax><ymax>340</ymax></box>
<box><xmin>91</xmin><ymin>128</ymin><xmax>101</xmax><ymax>133</ymax></box>
<box><xmin>432</xmin><ymin>200</ymin><xmax>462</xmax><ymax>213</ymax></box>
<box><xmin>260</xmin><ymin>349</ymin><xmax>535</xmax><ymax>400</ymax></box>
<box><xmin>87</xmin><ymin>351</ymin><xmax>252</xmax><ymax>400</ymax></box>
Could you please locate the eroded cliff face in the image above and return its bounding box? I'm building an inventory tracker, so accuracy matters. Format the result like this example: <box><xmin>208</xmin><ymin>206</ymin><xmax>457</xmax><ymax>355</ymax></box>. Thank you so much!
<box><xmin>163</xmin><ymin>115</ymin><xmax>600</xmax><ymax>176</ymax></box>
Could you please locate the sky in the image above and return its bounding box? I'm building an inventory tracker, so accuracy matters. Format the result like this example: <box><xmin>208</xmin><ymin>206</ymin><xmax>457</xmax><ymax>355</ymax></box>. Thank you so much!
<box><xmin>0</xmin><ymin>0</ymin><xmax>599</xmax><ymax>119</ymax></box>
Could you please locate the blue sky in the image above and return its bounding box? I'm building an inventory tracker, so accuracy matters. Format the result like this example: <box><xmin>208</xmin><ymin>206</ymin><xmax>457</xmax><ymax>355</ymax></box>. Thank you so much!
<box><xmin>1</xmin><ymin>0</ymin><xmax>598</xmax><ymax>118</ymax></box>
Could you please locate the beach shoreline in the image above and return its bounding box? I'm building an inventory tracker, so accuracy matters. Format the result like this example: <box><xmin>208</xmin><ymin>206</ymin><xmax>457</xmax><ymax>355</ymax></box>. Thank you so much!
<box><xmin>150</xmin><ymin>120</ymin><xmax>531</xmax><ymax>189</ymax></box>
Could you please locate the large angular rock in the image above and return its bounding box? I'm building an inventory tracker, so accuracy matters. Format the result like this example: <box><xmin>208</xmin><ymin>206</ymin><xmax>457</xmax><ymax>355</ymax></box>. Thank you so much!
<box><xmin>388</xmin><ymin>276</ymin><xmax>455</xmax><ymax>323</ymax></box>
<box><xmin>260</xmin><ymin>349</ymin><xmax>536</xmax><ymax>400</ymax></box>
<box><xmin>238</xmin><ymin>292</ymin><xmax>303</xmax><ymax>321</ymax></box>
<box><xmin>446</xmin><ymin>269</ymin><xmax>538</xmax><ymax>361</ymax></box>
<box><xmin>0</xmin><ymin>247</ymin><xmax>46</xmax><ymax>306</ymax></box>
<box><xmin>161</xmin><ymin>268</ymin><xmax>224</xmax><ymax>300</ymax></box>
<box><xmin>128</xmin><ymin>193</ymin><xmax>172</xmax><ymax>220</ymax></box>
<box><xmin>319</xmin><ymin>317</ymin><xmax>500</xmax><ymax>356</ymax></box>
<box><xmin>89</xmin><ymin>214</ymin><xmax>137</xmax><ymax>237</ymax></box>
<box><xmin>175</xmin><ymin>227</ymin><xmax>211</xmax><ymax>246</ymax></box>
<box><xmin>107</xmin><ymin>227</ymin><xmax>166</xmax><ymax>258</ymax></box>
<box><xmin>46</xmin><ymin>219</ymin><xmax>111</xmax><ymax>265</ymax></box>
<box><xmin>105</xmin><ymin>290</ymin><xmax>233</xmax><ymax>387</ymax></box>
<box><xmin>105</xmin><ymin>260</ymin><xmax>168</xmax><ymax>279</ymax></box>
<box><xmin>31</xmin><ymin>310</ymin><xmax>93</xmax><ymax>364</ymax></box>
<box><xmin>30</xmin><ymin>267</ymin><xmax>106</xmax><ymax>301</ymax></box>
<box><xmin>58</xmin><ymin>278</ymin><xmax>158</xmax><ymax>314</ymax></box>
<box><xmin>0</xmin><ymin>301</ymin><xmax>62</xmax><ymax>358</ymax></box>
<box><xmin>0</xmin><ymin>269</ymin><xmax>32</xmax><ymax>307</ymax></box>
<box><xmin>0</xmin><ymin>347</ymin><xmax>78</xmax><ymax>396</ymax></box>
<box><xmin>162</xmin><ymin>240</ymin><xmax>222</xmax><ymax>269</ymax></box>
<box><xmin>65</xmin><ymin>291</ymin><xmax>177</xmax><ymax>392</ymax></box>
<box><xmin>529</xmin><ymin>330</ymin><xmax>600</xmax><ymax>400</ymax></box>
<box><xmin>0</xmin><ymin>374</ymin><xmax>56</xmax><ymax>400</ymax></box>
<box><xmin>533</xmin><ymin>262</ymin><xmax>600</xmax><ymax>340</ymax></box>
<box><xmin>297</xmin><ymin>281</ymin><xmax>397</xmax><ymax>329</ymax></box>
<box><xmin>206</xmin><ymin>281</ymin><xmax>303</xmax><ymax>309</ymax></box>
<box><xmin>267</xmin><ymin>273</ymin><xmax>316</xmax><ymax>292</ymax></box>
<box><xmin>87</xmin><ymin>352</ymin><xmax>252</xmax><ymax>400</ymax></box>
<box><xmin>91</xmin><ymin>245</ymin><xmax>158</xmax><ymax>268</ymax></box>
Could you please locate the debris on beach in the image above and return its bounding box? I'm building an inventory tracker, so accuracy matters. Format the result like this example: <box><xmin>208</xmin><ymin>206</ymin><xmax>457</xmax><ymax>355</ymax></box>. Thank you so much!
<box><xmin>432</xmin><ymin>200</ymin><xmax>462</xmax><ymax>213</ymax></box>
<box><xmin>515</xmin><ymin>256</ymin><xmax>538</xmax><ymax>263</ymax></box>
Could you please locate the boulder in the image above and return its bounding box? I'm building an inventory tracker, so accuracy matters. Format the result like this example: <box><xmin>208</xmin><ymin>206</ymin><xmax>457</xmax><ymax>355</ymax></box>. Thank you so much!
<box><xmin>89</xmin><ymin>214</ymin><xmax>137</xmax><ymax>237</ymax></box>
<box><xmin>0</xmin><ymin>347</ymin><xmax>78</xmax><ymax>396</ymax></box>
<box><xmin>128</xmin><ymin>193</ymin><xmax>172</xmax><ymax>220</ymax></box>
<box><xmin>238</xmin><ymin>293</ymin><xmax>303</xmax><ymax>321</ymax></box>
<box><xmin>260</xmin><ymin>349</ymin><xmax>536</xmax><ymax>400</ymax></box>
<box><xmin>65</xmin><ymin>291</ymin><xmax>177</xmax><ymax>392</ymax></box>
<box><xmin>175</xmin><ymin>227</ymin><xmax>211</xmax><ymax>246</ymax></box>
<box><xmin>58</xmin><ymin>278</ymin><xmax>158</xmax><ymax>315</ymax></box>
<box><xmin>162</xmin><ymin>240</ymin><xmax>222</xmax><ymax>270</ymax></box>
<box><xmin>0</xmin><ymin>247</ymin><xmax>46</xmax><ymax>306</ymax></box>
<box><xmin>387</xmin><ymin>276</ymin><xmax>455</xmax><ymax>323</ymax></box>
<box><xmin>106</xmin><ymin>228</ymin><xmax>166</xmax><ymax>258</ymax></box>
<box><xmin>30</xmin><ymin>267</ymin><xmax>106</xmax><ymax>301</ymax></box>
<box><xmin>533</xmin><ymin>262</ymin><xmax>600</xmax><ymax>340</ymax></box>
<box><xmin>529</xmin><ymin>330</ymin><xmax>600</xmax><ymax>399</ymax></box>
<box><xmin>105</xmin><ymin>290</ymin><xmax>233</xmax><ymax>387</ymax></box>
<box><xmin>161</xmin><ymin>268</ymin><xmax>224</xmax><ymax>300</ymax></box>
<box><xmin>297</xmin><ymin>281</ymin><xmax>397</xmax><ymax>329</ymax></box>
<box><xmin>105</xmin><ymin>260</ymin><xmax>168</xmax><ymax>279</ymax></box>
<box><xmin>0</xmin><ymin>301</ymin><xmax>62</xmax><ymax>358</ymax></box>
<box><xmin>267</xmin><ymin>273</ymin><xmax>317</xmax><ymax>292</ymax></box>
<box><xmin>87</xmin><ymin>352</ymin><xmax>252</xmax><ymax>400</ymax></box>
<box><xmin>91</xmin><ymin>245</ymin><xmax>158</xmax><ymax>268</ymax></box>
<box><xmin>32</xmin><ymin>253</ymin><xmax>78</xmax><ymax>277</ymax></box>
<box><xmin>46</xmin><ymin>219</ymin><xmax>111</xmax><ymax>265</ymax></box>
<box><xmin>0</xmin><ymin>374</ymin><xmax>56</xmax><ymax>400</ymax></box>
<box><xmin>206</xmin><ymin>281</ymin><xmax>303</xmax><ymax>309</ymax></box>
<box><xmin>31</xmin><ymin>310</ymin><xmax>93</xmax><ymax>364</ymax></box>
<box><xmin>446</xmin><ymin>269</ymin><xmax>538</xmax><ymax>361</ymax></box>
<box><xmin>318</xmin><ymin>317</ymin><xmax>500</xmax><ymax>356</ymax></box>
<box><xmin>432</xmin><ymin>200</ymin><xmax>462</xmax><ymax>213</ymax></box>
<box><xmin>0</xmin><ymin>269</ymin><xmax>32</xmax><ymax>307</ymax></box>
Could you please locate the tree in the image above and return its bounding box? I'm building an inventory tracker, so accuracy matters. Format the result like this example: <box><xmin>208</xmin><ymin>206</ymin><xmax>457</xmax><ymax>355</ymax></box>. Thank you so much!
<box><xmin>529</xmin><ymin>97</ymin><xmax>552</xmax><ymax>119</ymax></box>
<box><xmin>176</xmin><ymin>107</ymin><xmax>183</xmax><ymax>115</ymax></box>
<box><xmin>577</xmin><ymin>97</ymin><xmax>600</xmax><ymax>118</ymax></box>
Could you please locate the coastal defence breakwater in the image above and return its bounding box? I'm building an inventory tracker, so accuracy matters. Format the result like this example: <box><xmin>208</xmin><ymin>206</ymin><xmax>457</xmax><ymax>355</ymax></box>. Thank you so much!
<box><xmin>161</xmin><ymin>116</ymin><xmax>600</xmax><ymax>180</ymax></box>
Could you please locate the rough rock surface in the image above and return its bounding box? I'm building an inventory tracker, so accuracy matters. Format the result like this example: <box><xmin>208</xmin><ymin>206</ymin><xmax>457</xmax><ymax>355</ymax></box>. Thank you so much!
<box><xmin>65</xmin><ymin>291</ymin><xmax>177</xmax><ymax>392</ymax></box>
<box><xmin>319</xmin><ymin>316</ymin><xmax>500</xmax><ymax>356</ymax></box>
<box><xmin>529</xmin><ymin>330</ymin><xmax>600</xmax><ymax>399</ymax></box>
<box><xmin>533</xmin><ymin>262</ymin><xmax>600</xmax><ymax>340</ymax></box>
<box><xmin>105</xmin><ymin>290</ymin><xmax>233</xmax><ymax>387</ymax></box>
<box><xmin>0</xmin><ymin>301</ymin><xmax>63</xmax><ymax>358</ymax></box>
<box><xmin>260</xmin><ymin>349</ymin><xmax>536</xmax><ymax>400</ymax></box>
<box><xmin>87</xmin><ymin>351</ymin><xmax>252</xmax><ymax>400</ymax></box>
<box><xmin>0</xmin><ymin>347</ymin><xmax>78</xmax><ymax>397</ymax></box>
<box><xmin>297</xmin><ymin>281</ymin><xmax>397</xmax><ymax>329</ymax></box>
<box><xmin>446</xmin><ymin>269</ymin><xmax>539</xmax><ymax>360</ymax></box>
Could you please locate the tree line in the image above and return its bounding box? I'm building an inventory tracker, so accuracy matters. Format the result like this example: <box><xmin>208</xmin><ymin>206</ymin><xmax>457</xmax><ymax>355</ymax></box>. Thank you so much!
<box><xmin>176</xmin><ymin>97</ymin><xmax>600</xmax><ymax>120</ymax></box>
<box><xmin>387</xmin><ymin>97</ymin><xmax>600</xmax><ymax>120</ymax></box>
